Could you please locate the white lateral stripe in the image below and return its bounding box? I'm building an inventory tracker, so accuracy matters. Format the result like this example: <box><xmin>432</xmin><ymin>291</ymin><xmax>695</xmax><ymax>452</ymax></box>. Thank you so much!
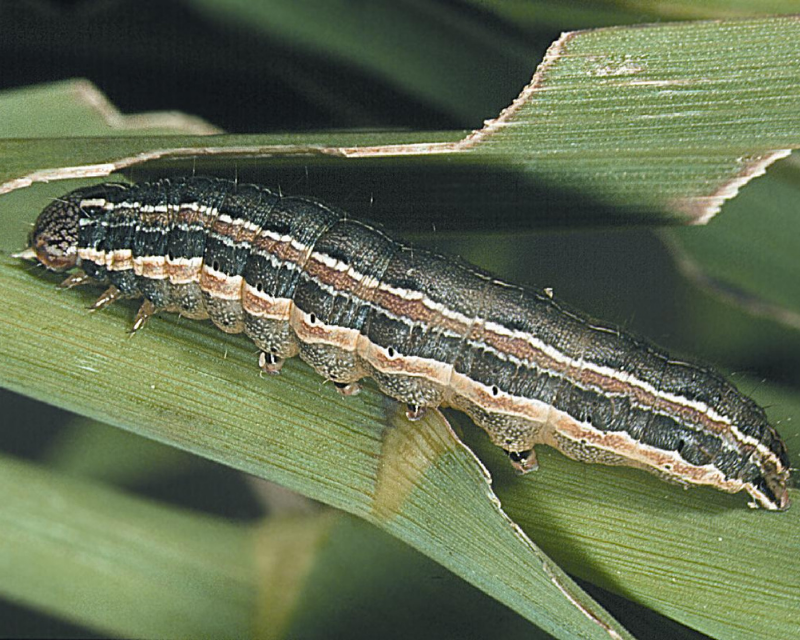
<box><xmin>73</xmin><ymin>218</ymin><xmax>780</xmax><ymax>472</ymax></box>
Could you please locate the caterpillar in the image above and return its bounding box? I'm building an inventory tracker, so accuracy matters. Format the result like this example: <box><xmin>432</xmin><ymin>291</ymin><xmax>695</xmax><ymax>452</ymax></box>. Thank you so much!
<box><xmin>18</xmin><ymin>176</ymin><xmax>791</xmax><ymax>510</ymax></box>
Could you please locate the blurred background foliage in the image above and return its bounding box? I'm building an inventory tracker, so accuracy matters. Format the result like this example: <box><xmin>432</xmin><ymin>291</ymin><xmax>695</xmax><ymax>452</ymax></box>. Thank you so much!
<box><xmin>1</xmin><ymin>1</ymin><xmax>798</xmax><ymax>638</ymax></box>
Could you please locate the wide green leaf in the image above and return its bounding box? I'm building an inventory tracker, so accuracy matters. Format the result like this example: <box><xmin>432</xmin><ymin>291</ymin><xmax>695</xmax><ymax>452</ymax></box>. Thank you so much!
<box><xmin>3</xmin><ymin>17</ymin><xmax>799</xmax><ymax>228</ymax></box>
<box><xmin>0</xmin><ymin>452</ymin><xmax>254</xmax><ymax>638</ymax></box>
<box><xmin>0</xmin><ymin>451</ymin><xmax>569</xmax><ymax>639</ymax></box>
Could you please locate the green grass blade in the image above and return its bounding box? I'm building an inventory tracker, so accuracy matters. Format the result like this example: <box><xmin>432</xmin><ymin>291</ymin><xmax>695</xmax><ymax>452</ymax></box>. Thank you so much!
<box><xmin>42</xmin><ymin>415</ymin><xmax>200</xmax><ymax>486</ymax></box>
<box><xmin>0</xmin><ymin>79</ymin><xmax>219</xmax><ymax>138</ymax></box>
<box><xmin>0</xmin><ymin>452</ymin><xmax>255</xmax><ymax>638</ymax></box>
<box><xmin>0</xmin><ymin>453</ymin><xmax>583</xmax><ymax>639</ymax></box>
<box><xmin>470</xmin><ymin>0</ymin><xmax>800</xmax><ymax>28</ymax></box>
<box><xmin>275</xmin><ymin>514</ymin><xmax>556</xmax><ymax>640</ymax></box>
<box><xmin>186</xmin><ymin>0</ymin><xmax>535</xmax><ymax>123</ymax></box>
<box><xmin>469</xmin><ymin>16</ymin><xmax>800</xmax><ymax>223</ymax></box>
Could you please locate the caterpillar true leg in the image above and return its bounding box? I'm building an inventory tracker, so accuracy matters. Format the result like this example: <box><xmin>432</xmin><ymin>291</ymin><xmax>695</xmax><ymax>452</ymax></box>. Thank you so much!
<box><xmin>90</xmin><ymin>285</ymin><xmax>123</xmax><ymax>311</ymax></box>
<box><xmin>59</xmin><ymin>270</ymin><xmax>92</xmax><ymax>289</ymax></box>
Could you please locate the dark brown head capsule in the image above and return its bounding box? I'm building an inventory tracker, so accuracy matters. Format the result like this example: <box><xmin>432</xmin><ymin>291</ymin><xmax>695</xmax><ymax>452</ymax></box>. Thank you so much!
<box><xmin>24</xmin><ymin>191</ymin><xmax>86</xmax><ymax>271</ymax></box>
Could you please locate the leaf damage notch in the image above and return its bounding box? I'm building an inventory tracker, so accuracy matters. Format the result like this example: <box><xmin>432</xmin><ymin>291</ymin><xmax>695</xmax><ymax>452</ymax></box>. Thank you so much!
<box><xmin>671</xmin><ymin>150</ymin><xmax>793</xmax><ymax>225</ymax></box>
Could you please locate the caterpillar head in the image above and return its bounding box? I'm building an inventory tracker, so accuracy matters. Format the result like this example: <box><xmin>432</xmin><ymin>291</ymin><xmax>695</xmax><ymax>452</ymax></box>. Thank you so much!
<box><xmin>18</xmin><ymin>193</ymin><xmax>85</xmax><ymax>271</ymax></box>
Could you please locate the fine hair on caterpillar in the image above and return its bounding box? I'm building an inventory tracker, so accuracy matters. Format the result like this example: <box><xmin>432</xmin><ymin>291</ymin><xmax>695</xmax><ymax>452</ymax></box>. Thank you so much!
<box><xmin>17</xmin><ymin>176</ymin><xmax>792</xmax><ymax>510</ymax></box>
